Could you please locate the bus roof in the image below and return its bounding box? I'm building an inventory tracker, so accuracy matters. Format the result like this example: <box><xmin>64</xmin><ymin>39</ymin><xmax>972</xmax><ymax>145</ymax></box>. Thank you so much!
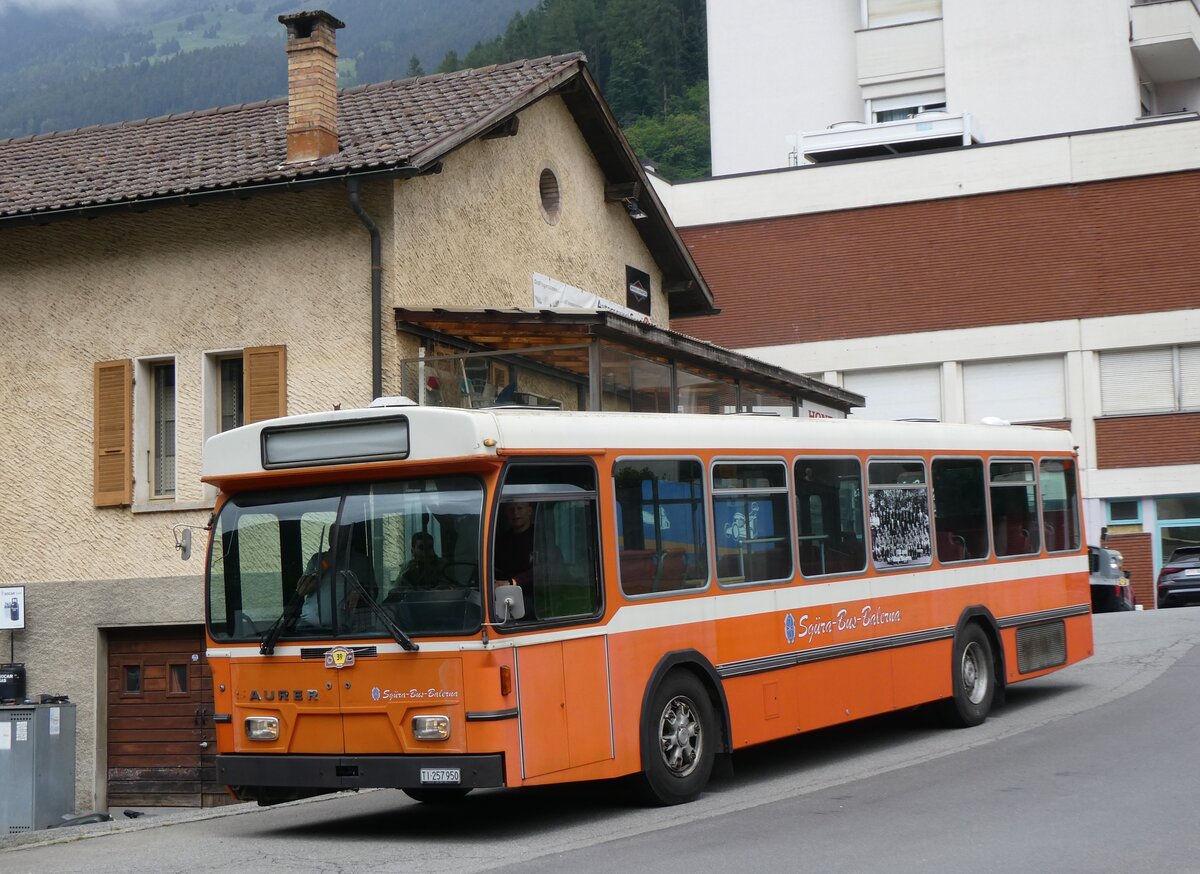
<box><xmin>202</xmin><ymin>401</ymin><xmax>1076</xmax><ymax>483</ymax></box>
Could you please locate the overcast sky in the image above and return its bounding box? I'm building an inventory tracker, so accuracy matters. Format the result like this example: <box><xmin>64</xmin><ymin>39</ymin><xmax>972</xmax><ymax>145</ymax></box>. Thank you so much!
<box><xmin>0</xmin><ymin>0</ymin><xmax>154</xmax><ymax>17</ymax></box>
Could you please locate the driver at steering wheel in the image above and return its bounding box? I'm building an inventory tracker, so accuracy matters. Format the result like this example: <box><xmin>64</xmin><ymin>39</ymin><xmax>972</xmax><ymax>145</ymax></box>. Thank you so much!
<box><xmin>394</xmin><ymin>531</ymin><xmax>455</xmax><ymax>591</ymax></box>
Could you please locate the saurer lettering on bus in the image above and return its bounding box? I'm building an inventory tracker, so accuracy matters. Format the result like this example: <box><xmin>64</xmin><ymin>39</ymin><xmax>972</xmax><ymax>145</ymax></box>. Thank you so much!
<box><xmin>248</xmin><ymin>689</ymin><xmax>320</xmax><ymax>702</ymax></box>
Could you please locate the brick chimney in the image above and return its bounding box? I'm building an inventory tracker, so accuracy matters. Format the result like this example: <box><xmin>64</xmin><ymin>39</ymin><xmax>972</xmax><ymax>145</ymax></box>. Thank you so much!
<box><xmin>278</xmin><ymin>10</ymin><xmax>345</xmax><ymax>162</ymax></box>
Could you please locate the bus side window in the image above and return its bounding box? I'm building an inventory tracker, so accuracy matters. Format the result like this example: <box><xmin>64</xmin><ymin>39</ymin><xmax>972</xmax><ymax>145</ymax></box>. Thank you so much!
<box><xmin>613</xmin><ymin>458</ymin><xmax>709</xmax><ymax>596</ymax></box>
<box><xmin>1039</xmin><ymin>458</ymin><xmax>1081</xmax><ymax>553</ymax></box>
<box><xmin>795</xmin><ymin>458</ymin><xmax>867</xmax><ymax>577</ymax></box>
<box><xmin>990</xmin><ymin>460</ymin><xmax>1041</xmax><ymax>557</ymax></box>
<box><xmin>495</xmin><ymin>462</ymin><xmax>602</xmax><ymax>622</ymax></box>
<box><xmin>867</xmin><ymin>459</ymin><xmax>933</xmax><ymax>571</ymax></box>
<box><xmin>712</xmin><ymin>460</ymin><xmax>792</xmax><ymax>585</ymax></box>
<box><xmin>931</xmin><ymin>457</ymin><xmax>988</xmax><ymax>563</ymax></box>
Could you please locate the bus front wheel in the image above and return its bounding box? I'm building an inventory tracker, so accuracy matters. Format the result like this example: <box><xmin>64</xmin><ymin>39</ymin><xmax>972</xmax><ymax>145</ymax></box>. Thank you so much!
<box><xmin>941</xmin><ymin>623</ymin><xmax>995</xmax><ymax>728</ymax></box>
<box><xmin>639</xmin><ymin>671</ymin><xmax>716</xmax><ymax>805</ymax></box>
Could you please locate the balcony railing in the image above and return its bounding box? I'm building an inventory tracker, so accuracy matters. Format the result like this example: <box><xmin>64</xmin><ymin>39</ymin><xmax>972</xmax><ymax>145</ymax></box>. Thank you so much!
<box><xmin>799</xmin><ymin>111</ymin><xmax>980</xmax><ymax>164</ymax></box>
<box><xmin>1130</xmin><ymin>0</ymin><xmax>1200</xmax><ymax>83</ymax></box>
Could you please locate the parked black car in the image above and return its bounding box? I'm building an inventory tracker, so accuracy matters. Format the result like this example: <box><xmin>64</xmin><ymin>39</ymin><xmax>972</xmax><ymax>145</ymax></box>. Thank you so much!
<box><xmin>1090</xmin><ymin>545</ymin><xmax>1135</xmax><ymax>613</ymax></box>
<box><xmin>1156</xmin><ymin>546</ymin><xmax>1200</xmax><ymax>608</ymax></box>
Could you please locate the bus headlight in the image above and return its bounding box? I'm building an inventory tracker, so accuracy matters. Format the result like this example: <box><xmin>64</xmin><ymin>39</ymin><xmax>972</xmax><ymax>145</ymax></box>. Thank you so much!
<box><xmin>412</xmin><ymin>715</ymin><xmax>451</xmax><ymax>741</ymax></box>
<box><xmin>245</xmin><ymin>716</ymin><xmax>280</xmax><ymax>741</ymax></box>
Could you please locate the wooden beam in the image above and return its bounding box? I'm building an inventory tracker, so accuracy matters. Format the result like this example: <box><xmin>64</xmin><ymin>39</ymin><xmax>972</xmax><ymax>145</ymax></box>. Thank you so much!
<box><xmin>604</xmin><ymin>181</ymin><xmax>642</xmax><ymax>202</ymax></box>
<box><xmin>481</xmin><ymin>117</ymin><xmax>520</xmax><ymax>139</ymax></box>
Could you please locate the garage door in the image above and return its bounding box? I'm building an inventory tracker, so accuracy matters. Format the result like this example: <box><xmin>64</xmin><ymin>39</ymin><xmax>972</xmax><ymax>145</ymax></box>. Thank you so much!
<box><xmin>106</xmin><ymin>625</ymin><xmax>231</xmax><ymax>808</ymax></box>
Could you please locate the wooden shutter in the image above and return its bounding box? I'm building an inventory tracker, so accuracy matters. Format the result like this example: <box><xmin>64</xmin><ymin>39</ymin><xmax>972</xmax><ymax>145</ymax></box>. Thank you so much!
<box><xmin>94</xmin><ymin>359</ymin><xmax>132</xmax><ymax>507</ymax></box>
<box><xmin>244</xmin><ymin>345</ymin><xmax>287</xmax><ymax>424</ymax></box>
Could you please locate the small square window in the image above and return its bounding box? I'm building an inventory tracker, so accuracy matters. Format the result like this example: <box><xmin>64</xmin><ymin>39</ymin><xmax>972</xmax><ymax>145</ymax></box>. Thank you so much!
<box><xmin>168</xmin><ymin>663</ymin><xmax>189</xmax><ymax>695</ymax></box>
<box><xmin>1108</xmin><ymin>500</ymin><xmax>1141</xmax><ymax>524</ymax></box>
<box><xmin>123</xmin><ymin>665</ymin><xmax>142</xmax><ymax>695</ymax></box>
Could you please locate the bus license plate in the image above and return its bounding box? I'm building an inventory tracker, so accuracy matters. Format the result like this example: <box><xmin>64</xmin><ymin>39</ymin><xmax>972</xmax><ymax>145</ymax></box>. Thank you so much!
<box><xmin>420</xmin><ymin>768</ymin><xmax>461</xmax><ymax>784</ymax></box>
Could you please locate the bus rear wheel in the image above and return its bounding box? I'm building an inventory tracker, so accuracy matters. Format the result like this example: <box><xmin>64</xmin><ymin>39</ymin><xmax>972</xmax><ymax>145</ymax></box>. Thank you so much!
<box><xmin>639</xmin><ymin>671</ymin><xmax>716</xmax><ymax>805</ymax></box>
<box><xmin>402</xmin><ymin>787</ymin><xmax>472</xmax><ymax>804</ymax></box>
<box><xmin>941</xmin><ymin>623</ymin><xmax>995</xmax><ymax>728</ymax></box>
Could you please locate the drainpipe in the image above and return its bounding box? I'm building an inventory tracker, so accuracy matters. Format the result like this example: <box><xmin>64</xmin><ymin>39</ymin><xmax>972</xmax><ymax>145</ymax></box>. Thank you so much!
<box><xmin>346</xmin><ymin>178</ymin><xmax>383</xmax><ymax>400</ymax></box>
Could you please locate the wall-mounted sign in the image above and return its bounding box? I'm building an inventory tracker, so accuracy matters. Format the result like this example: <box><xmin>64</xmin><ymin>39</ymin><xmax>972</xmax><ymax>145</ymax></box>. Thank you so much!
<box><xmin>0</xmin><ymin>586</ymin><xmax>25</xmax><ymax>630</ymax></box>
<box><xmin>625</xmin><ymin>266</ymin><xmax>652</xmax><ymax>316</ymax></box>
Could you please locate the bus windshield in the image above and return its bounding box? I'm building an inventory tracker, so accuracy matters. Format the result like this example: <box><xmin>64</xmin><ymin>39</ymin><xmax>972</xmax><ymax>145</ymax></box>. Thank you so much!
<box><xmin>207</xmin><ymin>475</ymin><xmax>485</xmax><ymax>642</ymax></box>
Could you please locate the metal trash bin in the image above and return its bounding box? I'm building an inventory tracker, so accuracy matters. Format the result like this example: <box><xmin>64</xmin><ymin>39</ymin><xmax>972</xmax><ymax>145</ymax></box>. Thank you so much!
<box><xmin>0</xmin><ymin>703</ymin><xmax>76</xmax><ymax>834</ymax></box>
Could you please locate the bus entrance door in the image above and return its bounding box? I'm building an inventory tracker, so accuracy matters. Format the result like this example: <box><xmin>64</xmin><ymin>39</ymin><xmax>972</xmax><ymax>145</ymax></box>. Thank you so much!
<box><xmin>516</xmin><ymin>637</ymin><xmax>613</xmax><ymax>778</ymax></box>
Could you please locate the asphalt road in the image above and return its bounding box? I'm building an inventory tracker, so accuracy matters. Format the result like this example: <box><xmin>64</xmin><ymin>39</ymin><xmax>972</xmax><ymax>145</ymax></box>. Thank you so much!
<box><xmin>4</xmin><ymin>609</ymin><xmax>1199</xmax><ymax>874</ymax></box>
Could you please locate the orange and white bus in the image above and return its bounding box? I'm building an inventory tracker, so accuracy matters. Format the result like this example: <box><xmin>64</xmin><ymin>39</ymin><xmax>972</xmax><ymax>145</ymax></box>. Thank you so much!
<box><xmin>202</xmin><ymin>399</ymin><xmax>1092</xmax><ymax>806</ymax></box>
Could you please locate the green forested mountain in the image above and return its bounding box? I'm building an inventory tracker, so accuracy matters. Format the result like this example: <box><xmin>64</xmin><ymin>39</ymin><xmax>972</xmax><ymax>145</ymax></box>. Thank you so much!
<box><xmin>455</xmin><ymin>0</ymin><xmax>709</xmax><ymax>178</ymax></box>
<box><xmin>0</xmin><ymin>0</ymin><xmax>536</xmax><ymax>138</ymax></box>
<box><xmin>0</xmin><ymin>0</ymin><xmax>709</xmax><ymax>179</ymax></box>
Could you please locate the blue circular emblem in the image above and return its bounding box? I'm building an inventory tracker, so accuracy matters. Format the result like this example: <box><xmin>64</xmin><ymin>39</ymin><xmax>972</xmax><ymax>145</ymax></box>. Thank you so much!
<box><xmin>371</xmin><ymin>686</ymin><xmax>381</xmax><ymax>701</ymax></box>
<box><xmin>784</xmin><ymin>613</ymin><xmax>796</xmax><ymax>644</ymax></box>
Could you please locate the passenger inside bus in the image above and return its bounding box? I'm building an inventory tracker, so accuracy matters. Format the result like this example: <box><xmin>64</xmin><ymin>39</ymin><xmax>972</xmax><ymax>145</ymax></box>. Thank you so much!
<box><xmin>393</xmin><ymin>531</ymin><xmax>455</xmax><ymax>590</ymax></box>
<box><xmin>296</xmin><ymin>523</ymin><xmax>372</xmax><ymax>626</ymax></box>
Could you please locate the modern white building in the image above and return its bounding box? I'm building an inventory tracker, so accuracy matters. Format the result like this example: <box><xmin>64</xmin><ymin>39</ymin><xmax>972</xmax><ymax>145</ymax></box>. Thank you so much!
<box><xmin>653</xmin><ymin>0</ymin><xmax>1200</xmax><ymax>605</ymax></box>
<box><xmin>708</xmin><ymin>0</ymin><xmax>1200</xmax><ymax>175</ymax></box>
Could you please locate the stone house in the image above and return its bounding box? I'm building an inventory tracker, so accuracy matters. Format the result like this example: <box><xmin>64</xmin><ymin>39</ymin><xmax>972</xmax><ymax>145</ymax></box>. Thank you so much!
<box><xmin>0</xmin><ymin>11</ymin><xmax>855</xmax><ymax>813</ymax></box>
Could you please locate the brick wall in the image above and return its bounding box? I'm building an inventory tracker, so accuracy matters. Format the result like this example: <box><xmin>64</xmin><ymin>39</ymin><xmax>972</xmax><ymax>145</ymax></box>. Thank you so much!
<box><xmin>1095</xmin><ymin>412</ymin><xmax>1200</xmax><ymax>468</ymax></box>
<box><xmin>1108</xmin><ymin>532</ymin><xmax>1154</xmax><ymax>609</ymax></box>
<box><xmin>675</xmin><ymin>170</ymin><xmax>1200</xmax><ymax>348</ymax></box>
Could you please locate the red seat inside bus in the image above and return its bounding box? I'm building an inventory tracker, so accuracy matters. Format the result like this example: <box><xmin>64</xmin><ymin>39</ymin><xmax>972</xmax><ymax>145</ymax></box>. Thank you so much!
<box><xmin>620</xmin><ymin>549</ymin><xmax>688</xmax><ymax>595</ymax></box>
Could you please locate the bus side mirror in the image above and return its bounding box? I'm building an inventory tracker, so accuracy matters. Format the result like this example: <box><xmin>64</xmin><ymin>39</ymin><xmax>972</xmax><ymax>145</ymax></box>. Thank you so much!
<box><xmin>176</xmin><ymin>527</ymin><xmax>193</xmax><ymax>562</ymax></box>
<box><xmin>494</xmin><ymin>584</ymin><xmax>526</xmax><ymax>622</ymax></box>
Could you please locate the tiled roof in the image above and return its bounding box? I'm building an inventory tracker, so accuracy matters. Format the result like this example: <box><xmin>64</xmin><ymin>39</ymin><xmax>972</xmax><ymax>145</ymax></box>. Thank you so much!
<box><xmin>0</xmin><ymin>53</ymin><xmax>583</xmax><ymax>220</ymax></box>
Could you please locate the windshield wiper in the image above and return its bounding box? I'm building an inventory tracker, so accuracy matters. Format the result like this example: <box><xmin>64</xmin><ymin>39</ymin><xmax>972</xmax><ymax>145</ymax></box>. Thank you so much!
<box><xmin>340</xmin><ymin>570</ymin><xmax>419</xmax><ymax>652</ymax></box>
<box><xmin>259</xmin><ymin>591</ymin><xmax>303</xmax><ymax>655</ymax></box>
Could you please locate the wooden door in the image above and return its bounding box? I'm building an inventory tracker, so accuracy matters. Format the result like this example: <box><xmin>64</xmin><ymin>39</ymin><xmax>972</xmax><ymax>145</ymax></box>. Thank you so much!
<box><xmin>106</xmin><ymin>625</ymin><xmax>231</xmax><ymax>808</ymax></box>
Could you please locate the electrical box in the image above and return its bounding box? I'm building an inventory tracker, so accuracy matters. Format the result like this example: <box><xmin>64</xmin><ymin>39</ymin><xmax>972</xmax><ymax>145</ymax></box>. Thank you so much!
<box><xmin>0</xmin><ymin>703</ymin><xmax>76</xmax><ymax>834</ymax></box>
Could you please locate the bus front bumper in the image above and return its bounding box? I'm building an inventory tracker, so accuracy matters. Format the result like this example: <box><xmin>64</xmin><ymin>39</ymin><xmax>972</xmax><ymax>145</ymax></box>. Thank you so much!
<box><xmin>217</xmin><ymin>753</ymin><xmax>506</xmax><ymax>792</ymax></box>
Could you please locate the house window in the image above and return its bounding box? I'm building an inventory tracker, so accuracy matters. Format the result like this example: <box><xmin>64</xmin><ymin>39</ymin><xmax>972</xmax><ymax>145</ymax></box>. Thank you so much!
<box><xmin>1099</xmin><ymin>345</ymin><xmax>1200</xmax><ymax>415</ymax></box>
<box><xmin>94</xmin><ymin>346</ymin><xmax>286</xmax><ymax>509</ymax></box>
<box><xmin>151</xmin><ymin>361</ymin><xmax>176</xmax><ymax>499</ymax></box>
<box><xmin>844</xmin><ymin>366</ymin><xmax>941</xmax><ymax>421</ymax></box>
<box><xmin>1108</xmin><ymin>499</ymin><xmax>1141</xmax><ymax>525</ymax></box>
<box><xmin>219</xmin><ymin>356</ymin><xmax>244</xmax><ymax>432</ymax></box>
<box><xmin>870</xmin><ymin>92</ymin><xmax>946</xmax><ymax>123</ymax></box>
<box><xmin>864</xmin><ymin>0</ymin><xmax>942</xmax><ymax>28</ymax></box>
<box><xmin>963</xmin><ymin>356</ymin><xmax>1065</xmax><ymax>424</ymax></box>
<box><xmin>122</xmin><ymin>664</ymin><xmax>143</xmax><ymax>695</ymax></box>
<box><xmin>205</xmin><ymin>345</ymin><xmax>287</xmax><ymax>440</ymax></box>
<box><xmin>167</xmin><ymin>663</ymin><xmax>190</xmax><ymax>696</ymax></box>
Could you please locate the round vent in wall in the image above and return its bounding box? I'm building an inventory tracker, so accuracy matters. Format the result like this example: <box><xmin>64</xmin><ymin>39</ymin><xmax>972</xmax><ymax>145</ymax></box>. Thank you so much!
<box><xmin>539</xmin><ymin>166</ymin><xmax>561</xmax><ymax>224</ymax></box>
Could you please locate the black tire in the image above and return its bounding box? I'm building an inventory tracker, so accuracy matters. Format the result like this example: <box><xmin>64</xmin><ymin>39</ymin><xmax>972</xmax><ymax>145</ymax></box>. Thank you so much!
<box><xmin>402</xmin><ymin>787</ymin><xmax>472</xmax><ymax>804</ymax></box>
<box><xmin>940</xmin><ymin>623</ymin><xmax>995</xmax><ymax>728</ymax></box>
<box><xmin>639</xmin><ymin>671</ymin><xmax>717</xmax><ymax>805</ymax></box>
